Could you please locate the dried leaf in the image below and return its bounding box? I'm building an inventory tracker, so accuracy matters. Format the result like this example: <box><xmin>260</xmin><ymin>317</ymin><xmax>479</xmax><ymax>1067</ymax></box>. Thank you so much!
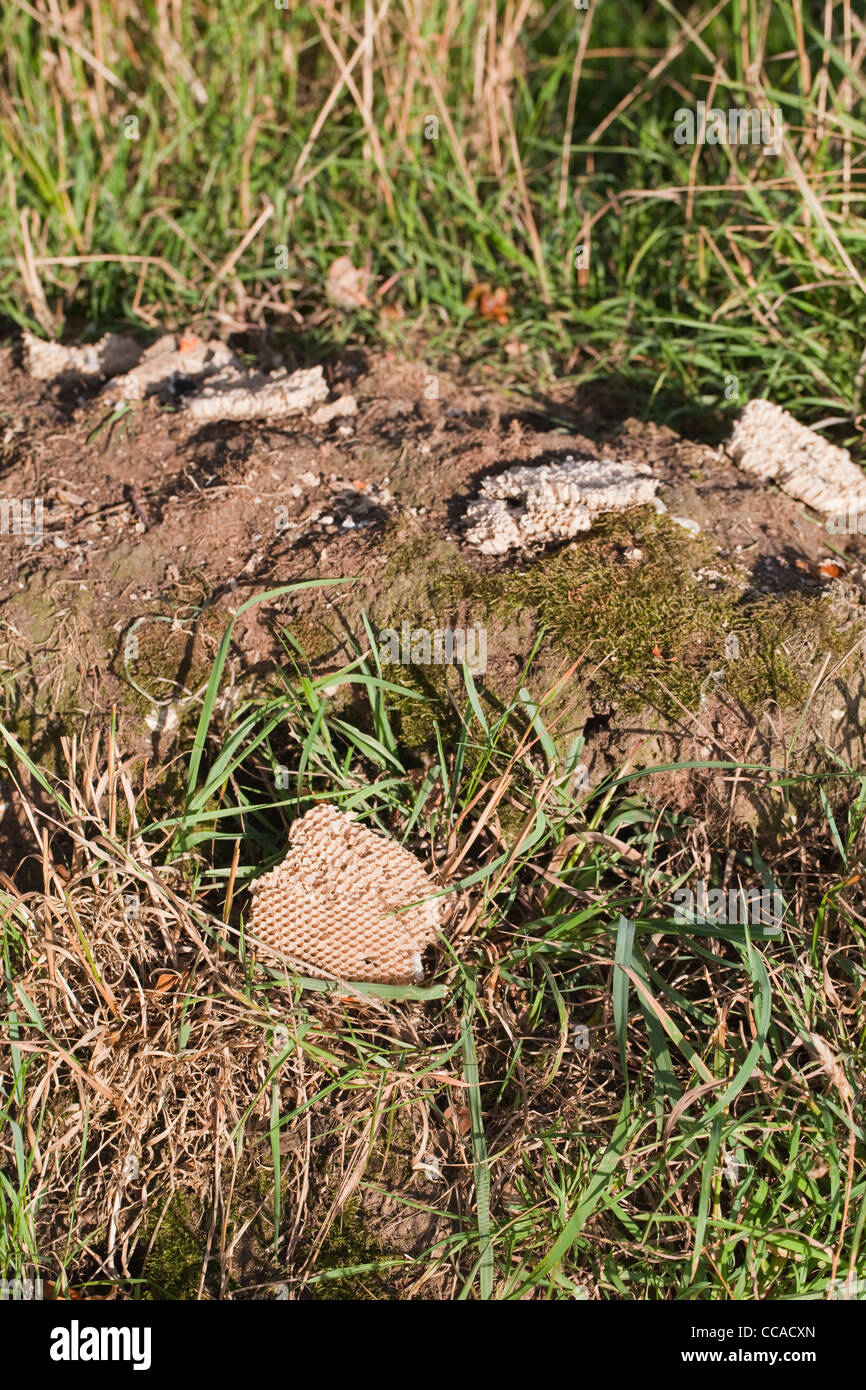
<box><xmin>327</xmin><ymin>256</ymin><xmax>370</xmax><ymax>310</ymax></box>
<box><xmin>818</xmin><ymin>559</ymin><xmax>845</xmax><ymax>579</ymax></box>
<box><xmin>153</xmin><ymin>971</ymin><xmax>179</xmax><ymax>993</ymax></box>
<box><xmin>823</xmin><ymin>961</ymin><xmax>842</xmax><ymax>1008</ymax></box>
<box><xmin>809</xmin><ymin>1032</ymin><xmax>852</xmax><ymax>1105</ymax></box>
<box><xmin>445</xmin><ymin>1103</ymin><xmax>472</xmax><ymax>1136</ymax></box>
<box><xmin>465</xmin><ymin>282</ymin><xmax>510</xmax><ymax>324</ymax></box>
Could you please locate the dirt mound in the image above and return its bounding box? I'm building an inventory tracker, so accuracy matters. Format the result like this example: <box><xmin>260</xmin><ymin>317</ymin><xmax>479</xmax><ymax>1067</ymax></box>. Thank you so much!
<box><xmin>2</xmin><ymin>339</ymin><xmax>866</xmax><ymax>850</ymax></box>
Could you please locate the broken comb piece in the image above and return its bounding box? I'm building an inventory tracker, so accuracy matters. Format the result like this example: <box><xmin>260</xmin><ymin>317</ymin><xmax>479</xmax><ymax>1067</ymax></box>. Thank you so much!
<box><xmin>247</xmin><ymin>804</ymin><xmax>442</xmax><ymax>984</ymax></box>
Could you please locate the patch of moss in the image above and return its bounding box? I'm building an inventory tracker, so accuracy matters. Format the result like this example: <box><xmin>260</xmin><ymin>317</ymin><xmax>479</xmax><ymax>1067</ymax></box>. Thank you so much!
<box><xmin>279</xmin><ymin>613</ymin><xmax>350</xmax><ymax>667</ymax></box>
<box><xmin>475</xmin><ymin>512</ymin><xmax>860</xmax><ymax>716</ymax></box>
<box><xmin>116</xmin><ymin>614</ymin><xmax>210</xmax><ymax>714</ymax></box>
<box><xmin>725</xmin><ymin>590</ymin><xmax>856</xmax><ymax>711</ymax></box>
<box><xmin>373</xmin><ymin>524</ymin><xmax>492</xmax><ymax>745</ymax></box>
<box><xmin>370</xmin><ymin>512</ymin><xmax>865</xmax><ymax>745</ymax></box>
<box><xmin>385</xmin><ymin>660</ymin><xmax>464</xmax><ymax>749</ymax></box>
<box><xmin>379</xmin><ymin>522</ymin><xmax>477</xmax><ymax>613</ymax></box>
<box><xmin>301</xmin><ymin>1111</ymin><xmax>417</xmax><ymax>1300</ymax></box>
<box><xmin>140</xmin><ymin>1191</ymin><xmax>206</xmax><ymax>1300</ymax></box>
<box><xmin>305</xmin><ymin>1201</ymin><xmax>389</xmax><ymax>1301</ymax></box>
<box><xmin>480</xmin><ymin>512</ymin><xmax>727</xmax><ymax>712</ymax></box>
<box><xmin>134</xmin><ymin>758</ymin><xmax>190</xmax><ymax>828</ymax></box>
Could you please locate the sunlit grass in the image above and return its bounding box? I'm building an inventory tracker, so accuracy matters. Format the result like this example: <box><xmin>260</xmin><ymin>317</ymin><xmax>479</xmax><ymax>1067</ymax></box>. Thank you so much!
<box><xmin>1</xmin><ymin>1</ymin><xmax>865</xmax><ymax>430</ymax></box>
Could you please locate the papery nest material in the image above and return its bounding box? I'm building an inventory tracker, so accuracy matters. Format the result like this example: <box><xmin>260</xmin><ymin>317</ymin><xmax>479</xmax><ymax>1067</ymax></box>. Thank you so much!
<box><xmin>183</xmin><ymin>363</ymin><xmax>329</xmax><ymax>421</ymax></box>
<box><xmin>103</xmin><ymin>332</ymin><xmax>237</xmax><ymax>400</ymax></box>
<box><xmin>246</xmin><ymin>804</ymin><xmax>443</xmax><ymax>984</ymax></box>
<box><xmin>21</xmin><ymin>327</ymin><xmax>353</xmax><ymax>423</ymax></box>
<box><xmin>728</xmin><ymin>399</ymin><xmax>866</xmax><ymax>515</ymax></box>
<box><xmin>22</xmin><ymin>330</ymin><xmax>141</xmax><ymax>382</ymax></box>
<box><xmin>464</xmin><ymin>455</ymin><xmax>659</xmax><ymax>554</ymax></box>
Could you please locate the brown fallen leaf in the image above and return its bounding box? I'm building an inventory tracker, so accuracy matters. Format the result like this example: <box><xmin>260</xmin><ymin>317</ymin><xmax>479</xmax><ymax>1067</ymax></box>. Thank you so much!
<box><xmin>445</xmin><ymin>1103</ymin><xmax>472</xmax><ymax>1136</ymax></box>
<box><xmin>327</xmin><ymin>255</ymin><xmax>370</xmax><ymax>310</ymax></box>
<box><xmin>794</xmin><ymin>556</ymin><xmax>845</xmax><ymax>582</ymax></box>
<box><xmin>152</xmin><ymin>970</ymin><xmax>181</xmax><ymax>993</ymax></box>
<box><xmin>465</xmin><ymin>282</ymin><xmax>509</xmax><ymax>324</ymax></box>
<box><xmin>809</xmin><ymin>1032</ymin><xmax>852</xmax><ymax>1105</ymax></box>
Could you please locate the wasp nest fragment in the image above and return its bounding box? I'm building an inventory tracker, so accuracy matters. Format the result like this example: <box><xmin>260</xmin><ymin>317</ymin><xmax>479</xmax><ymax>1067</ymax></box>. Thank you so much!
<box><xmin>184</xmin><ymin>363</ymin><xmax>329</xmax><ymax>422</ymax></box>
<box><xmin>729</xmin><ymin>399</ymin><xmax>866</xmax><ymax>514</ymax></box>
<box><xmin>464</xmin><ymin>455</ymin><xmax>659</xmax><ymax>554</ymax></box>
<box><xmin>22</xmin><ymin>330</ymin><xmax>141</xmax><ymax>381</ymax></box>
<box><xmin>22</xmin><ymin>329</ymin><xmax>350</xmax><ymax>423</ymax></box>
<box><xmin>103</xmin><ymin>333</ymin><xmax>237</xmax><ymax>400</ymax></box>
<box><xmin>247</xmin><ymin>804</ymin><xmax>442</xmax><ymax>984</ymax></box>
<box><xmin>308</xmin><ymin>393</ymin><xmax>358</xmax><ymax>427</ymax></box>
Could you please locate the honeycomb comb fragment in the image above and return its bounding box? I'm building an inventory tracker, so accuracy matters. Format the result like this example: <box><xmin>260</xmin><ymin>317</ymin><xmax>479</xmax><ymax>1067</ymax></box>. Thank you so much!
<box><xmin>247</xmin><ymin>805</ymin><xmax>442</xmax><ymax>983</ymax></box>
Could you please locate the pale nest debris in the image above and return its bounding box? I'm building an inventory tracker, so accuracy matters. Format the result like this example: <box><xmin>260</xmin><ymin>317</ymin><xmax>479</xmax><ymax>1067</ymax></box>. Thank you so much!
<box><xmin>728</xmin><ymin>399</ymin><xmax>866</xmax><ymax>514</ymax></box>
<box><xmin>22</xmin><ymin>330</ymin><xmax>141</xmax><ymax>381</ymax></box>
<box><xmin>247</xmin><ymin>804</ymin><xmax>442</xmax><ymax>984</ymax></box>
<box><xmin>464</xmin><ymin>455</ymin><xmax>659</xmax><ymax>554</ymax></box>
<box><xmin>105</xmin><ymin>333</ymin><xmax>236</xmax><ymax>399</ymax></box>
<box><xmin>184</xmin><ymin>363</ymin><xmax>329</xmax><ymax>421</ymax></box>
<box><xmin>22</xmin><ymin>329</ymin><xmax>353</xmax><ymax>423</ymax></box>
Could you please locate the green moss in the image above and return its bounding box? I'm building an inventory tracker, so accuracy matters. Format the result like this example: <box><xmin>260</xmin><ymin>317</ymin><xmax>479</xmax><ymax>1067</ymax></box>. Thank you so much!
<box><xmin>387</xmin><ymin>662</ymin><xmax>464</xmax><ymax>748</ymax></box>
<box><xmin>373</xmin><ymin>524</ymin><xmax>490</xmax><ymax>745</ymax></box>
<box><xmin>134</xmin><ymin>759</ymin><xmax>190</xmax><ymax>827</ymax></box>
<box><xmin>477</xmin><ymin>512</ymin><xmax>858</xmax><ymax>716</ymax></box>
<box><xmin>140</xmin><ymin>1191</ymin><xmax>206</xmax><ymax>1300</ymax></box>
<box><xmin>379</xmin><ymin>522</ymin><xmax>477</xmax><ymax>611</ymax></box>
<box><xmin>0</xmin><ymin>687</ymin><xmax>74</xmax><ymax>782</ymax></box>
<box><xmin>305</xmin><ymin>1201</ymin><xmax>389</xmax><ymax>1301</ymax></box>
<box><xmin>371</xmin><ymin>513</ymin><xmax>864</xmax><ymax>740</ymax></box>
<box><xmin>302</xmin><ymin>1111</ymin><xmax>416</xmax><ymax>1300</ymax></box>
<box><xmin>280</xmin><ymin>613</ymin><xmax>348</xmax><ymax>667</ymax></box>
<box><xmin>482</xmin><ymin>512</ymin><xmax>725</xmax><ymax>711</ymax></box>
<box><xmin>118</xmin><ymin>614</ymin><xmax>210</xmax><ymax>713</ymax></box>
<box><xmin>724</xmin><ymin>590</ymin><xmax>854</xmax><ymax>710</ymax></box>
